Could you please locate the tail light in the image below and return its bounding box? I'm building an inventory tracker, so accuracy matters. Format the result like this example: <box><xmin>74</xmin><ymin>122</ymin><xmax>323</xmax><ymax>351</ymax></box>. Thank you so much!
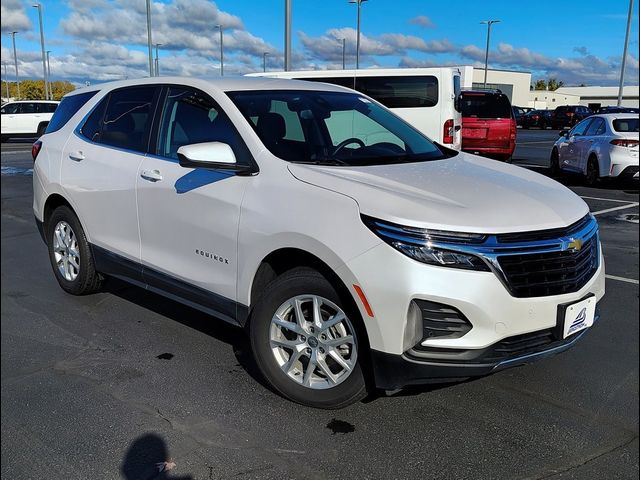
<box><xmin>32</xmin><ymin>140</ymin><xmax>43</xmax><ymax>161</ymax></box>
<box><xmin>510</xmin><ymin>120</ymin><xmax>517</xmax><ymax>141</ymax></box>
<box><xmin>443</xmin><ymin>119</ymin><xmax>454</xmax><ymax>144</ymax></box>
<box><xmin>610</xmin><ymin>139</ymin><xmax>639</xmax><ymax>147</ymax></box>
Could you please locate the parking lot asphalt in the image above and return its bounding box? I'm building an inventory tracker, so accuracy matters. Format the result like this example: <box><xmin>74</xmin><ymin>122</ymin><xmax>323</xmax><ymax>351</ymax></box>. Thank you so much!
<box><xmin>2</xmin><ymin>133</ymin><xmax>638</xmax><ymax>480</ymax></box>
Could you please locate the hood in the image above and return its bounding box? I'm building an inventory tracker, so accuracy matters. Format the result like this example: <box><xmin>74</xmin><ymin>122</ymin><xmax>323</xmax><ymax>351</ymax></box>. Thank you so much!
<box><xmin>288</xmin><ymin>152</ymin><xmax>588</xmax><ymax>234</ymax></box>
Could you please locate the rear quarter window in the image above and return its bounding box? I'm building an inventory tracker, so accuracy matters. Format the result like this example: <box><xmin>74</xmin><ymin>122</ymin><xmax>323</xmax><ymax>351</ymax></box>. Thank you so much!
<box><xmin>45</xmin><ymin>91</ymin><xmax>98</xmax><ymax>134</ymax></box>
<box><xmin>612</xmin><ymin>118</ymin><xmax>639</xmax><ymax>132</ymax></box>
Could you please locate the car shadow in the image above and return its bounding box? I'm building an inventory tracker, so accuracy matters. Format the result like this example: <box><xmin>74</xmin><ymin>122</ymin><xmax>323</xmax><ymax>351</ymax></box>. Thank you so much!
<box><xmin>103</xmin><ymin>278</ymin><xmax>275</xmax><ymax>393</ymax></box>
<box><xmin>103</xmin><ymin>279</ymin><xmax>478</xmax><ymax>405</ymax></box>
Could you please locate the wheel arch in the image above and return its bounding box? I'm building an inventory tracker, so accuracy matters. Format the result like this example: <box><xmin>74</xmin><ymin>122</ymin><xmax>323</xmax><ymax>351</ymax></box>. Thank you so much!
<box><xmin>249</xmin><ymin>247</ymin><xmax>357</xmax><ymax>316</ymax></box>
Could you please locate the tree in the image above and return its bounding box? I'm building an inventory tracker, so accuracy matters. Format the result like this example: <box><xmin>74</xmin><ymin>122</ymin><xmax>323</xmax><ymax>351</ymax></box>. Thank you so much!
<box><xmin>534</xmin><ymin>79</ymin><xmax>547</xmax><ymax>90</ymax></box>
<box><xmin>0</xmin><ymin>79</ymin><xmax>75</xmax><ymax>101</ymax></box>
<box><xmin>547</xmin><ymin>78</ymin><xmax>564</xmax><ymax>91</ymax></box>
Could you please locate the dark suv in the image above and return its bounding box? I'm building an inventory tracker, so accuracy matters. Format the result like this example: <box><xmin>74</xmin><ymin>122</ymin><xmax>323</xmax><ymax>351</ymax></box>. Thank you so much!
<box><xmin>460</xmin><ymin>90</ymin><xmax>516</xmax><ymax>161</ymax></box>
<box><xmin>551</xmin><ymin>105</ymin><xmax>592</xmax><ymax>129</ymax></box>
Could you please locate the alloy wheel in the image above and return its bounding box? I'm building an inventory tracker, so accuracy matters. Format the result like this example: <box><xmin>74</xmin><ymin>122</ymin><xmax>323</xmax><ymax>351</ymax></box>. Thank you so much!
<box><xmin>52</xmin><ymin>220</ymin><xmax>80</xmax><ymax>281</ymax></box>
<box><xmin>269</xmin><ymin>294</ymin><xmax>357</xmax><ymax>389</ymax></box>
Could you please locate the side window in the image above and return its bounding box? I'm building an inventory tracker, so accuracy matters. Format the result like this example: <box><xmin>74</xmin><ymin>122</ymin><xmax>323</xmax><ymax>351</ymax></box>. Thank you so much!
<box><xmin>100</xmin><ymin>86</ymin><xmax>157</xmax><ymax>152</ymax></box>
<box><xmin>571</xmin><ymin>119</ymin><xmax>592</xmax><ymax>136</ymax></box>
<box><xmin>156</xmin><ymin>86</ymin><xmax>251</xmax><ymax>164</ymax></box>
<box><xmin>21</xmin><ymin>103</ymin><xmax>37</xmax><ymax>114</ymax></box>
<box><xmin>80</xmin><ymin>94</ymin><xmax>109</xmax><ymax>142</ymax></box>
<box><xmin>1</xmin><ymin>104</ymin><xmax>19</xmax><ymax>114</ymax></box>
<box><xmin>46</xmin><ymin>91</ymin><xmax>97</xmax><ymax>134</ymax></box>
<box><xmin>584</xmin><ymin>117</ymin><xmax>605</xmax><ymax>136</ymax></box>
<box><xmin>45</xmin><ymin>103</ymin><xmax>58</xmax><ymax>113</ymax></box>
<box><xmin>356</xmin><ymin>76</ymin><xmax>439</xmax><ymax>108</ymax></box>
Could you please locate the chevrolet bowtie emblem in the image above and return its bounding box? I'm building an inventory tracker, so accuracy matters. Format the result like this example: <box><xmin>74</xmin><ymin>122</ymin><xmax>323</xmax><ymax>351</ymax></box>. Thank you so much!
<box><xmin>567</xmin><ymin>238</ymin><xmax>583</xmax><ymax>252</ymax></box>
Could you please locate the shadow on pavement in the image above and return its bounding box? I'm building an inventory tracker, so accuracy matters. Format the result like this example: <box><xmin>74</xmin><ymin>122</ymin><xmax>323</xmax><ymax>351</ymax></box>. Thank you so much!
<box><xmin>121</xmin><ymin>433</ymin><xmax>193</xmax><ymax>480</ymax></box>
<box><xmin>104</xmin><ymin>279</ymin><xmax>274</xmax><ymax>393</ymax></box>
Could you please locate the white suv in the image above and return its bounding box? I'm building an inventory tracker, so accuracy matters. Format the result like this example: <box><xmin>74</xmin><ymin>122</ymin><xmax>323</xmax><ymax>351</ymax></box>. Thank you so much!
<box><xmin>33</xmin><ymin>77</ymin><xmax>605</xmax><ymax>408</ymax></box>
<box><xmin>1</xmin><ymin>100</ymin><xmax>59</xmax><ymax>141</ymax></box>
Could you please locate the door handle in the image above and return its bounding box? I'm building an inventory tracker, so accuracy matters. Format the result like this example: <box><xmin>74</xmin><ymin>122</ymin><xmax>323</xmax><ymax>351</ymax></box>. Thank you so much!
<box><xmin>68</xmin><ymin>151</ymin><xmax>85</xmax><ymax>162</ymax></box>
<box><xmin>140</xmin><ymin>169</ymin><xmax>163</xmax><ymax>182</ymax></box>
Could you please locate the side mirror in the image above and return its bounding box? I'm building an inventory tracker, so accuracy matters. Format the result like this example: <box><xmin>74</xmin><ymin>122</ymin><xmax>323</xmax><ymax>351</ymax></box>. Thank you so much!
<box><xmin>177</xmin><ymin>142</ymin><xmax>254</xmax><ymax>174</ymax></box>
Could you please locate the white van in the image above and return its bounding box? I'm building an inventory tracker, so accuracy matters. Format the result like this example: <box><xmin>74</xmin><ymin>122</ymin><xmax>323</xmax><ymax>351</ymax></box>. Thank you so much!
<box><xmin>248</xmin><ymin>68</ymin><xmax>463</xmax><ymax>150</ymax></box>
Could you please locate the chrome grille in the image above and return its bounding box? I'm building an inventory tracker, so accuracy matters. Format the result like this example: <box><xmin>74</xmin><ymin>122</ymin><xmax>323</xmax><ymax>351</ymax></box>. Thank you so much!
<box><xmin>497</xmin><ymin>233</ymin><xmax>599</xmax><ymax>297</ymax></box>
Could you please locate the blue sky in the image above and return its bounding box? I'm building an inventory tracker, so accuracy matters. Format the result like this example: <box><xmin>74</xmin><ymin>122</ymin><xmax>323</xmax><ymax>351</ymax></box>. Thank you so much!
<box><xmin>1</xmin><ymin>0</ymin><xmax>638</xmax><ymax>85</ymax></box>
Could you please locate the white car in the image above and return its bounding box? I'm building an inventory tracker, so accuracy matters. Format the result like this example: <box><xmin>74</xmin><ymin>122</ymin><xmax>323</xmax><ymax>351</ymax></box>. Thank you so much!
<box><xmin>32</xmin><ymin>77</ymin><xmax>605</xmax><ymax>408</ymax></box>
<box><xmin>1</xmin><ymin>100</ymin><xmax>59</xmax><ymax>141</ymax></box>
<box><xmin>550</xmin><ymin>113</ymin><xmax>639</xmax><ymax>185</ymax></box>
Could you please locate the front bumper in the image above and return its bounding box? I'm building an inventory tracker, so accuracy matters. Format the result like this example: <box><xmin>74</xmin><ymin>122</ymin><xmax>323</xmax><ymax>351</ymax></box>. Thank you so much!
<box><xmin>371</xmin><ymin>306</ymin><xmax>600</xmax><ymax>389</ymax></box>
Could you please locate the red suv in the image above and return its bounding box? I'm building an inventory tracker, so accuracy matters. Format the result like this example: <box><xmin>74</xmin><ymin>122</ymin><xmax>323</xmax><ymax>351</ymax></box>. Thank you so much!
<box><xmin>459</xmin><ymin>90</ymin><xmax>516</xmax><ymax>161</ymax></box>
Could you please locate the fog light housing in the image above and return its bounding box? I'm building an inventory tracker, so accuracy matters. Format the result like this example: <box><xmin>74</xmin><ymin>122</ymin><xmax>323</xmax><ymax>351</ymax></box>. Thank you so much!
<box><xmin>403</xmin><ymin>301</ymin><xmax>424</xmax><ymax>351</ymax></box>
<box><xmin>414</xmin><ymin>299</ymin><xmax>472</xmax><ymax>340</ymax></box>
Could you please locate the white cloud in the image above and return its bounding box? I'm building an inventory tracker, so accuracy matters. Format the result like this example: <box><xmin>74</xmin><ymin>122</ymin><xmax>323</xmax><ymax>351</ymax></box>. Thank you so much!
<box><xmin>1</xmin><ymin>0</ymin><xmax>32</xmax><ymax>33</ymax></box>
<box><xmin>408</xmin><ymin>15</ymin><xmax>435</xmax><ymax>28</ymax></box>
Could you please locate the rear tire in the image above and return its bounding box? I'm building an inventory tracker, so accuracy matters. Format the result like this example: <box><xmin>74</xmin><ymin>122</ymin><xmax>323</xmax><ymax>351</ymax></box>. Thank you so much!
<box><xmin>585</xmin><ymin>156</ymin><xmax>600</xmax><ymax>187</ymax></box>
<box><xmin>46</xmin><ymin>205</ymin><xmax>102</xmax><ymax>295</ymax></box>
<box><xmin>249</xmin><ymin>267</ymin><xmax>367</xmax><ymax>409</ymax></box>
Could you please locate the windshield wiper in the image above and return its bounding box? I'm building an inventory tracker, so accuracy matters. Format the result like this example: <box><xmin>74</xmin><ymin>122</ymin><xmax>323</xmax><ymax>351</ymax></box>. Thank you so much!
<box><xmin>295</xmin><ymin>158</ymin><xmax>350</xmax><ymax>166</ymax></box>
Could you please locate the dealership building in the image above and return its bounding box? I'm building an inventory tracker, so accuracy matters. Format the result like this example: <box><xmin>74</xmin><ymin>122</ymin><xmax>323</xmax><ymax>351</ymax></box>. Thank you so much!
<box><xmin>459</xmin><ymin>66</ymin><xmax>639</xmax><ymax>110</ymax></box>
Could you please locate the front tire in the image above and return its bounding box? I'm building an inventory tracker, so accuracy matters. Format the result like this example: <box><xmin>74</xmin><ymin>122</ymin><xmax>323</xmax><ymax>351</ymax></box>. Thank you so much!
<box><xmin>249</xmin><ymin>267</ymin><xmax>367</xmax><ymax>409</ymax></box>
<box><xmin>46</xmin><ymin>205</ymin><xmax>102</xmax><ymax>295</ymax></box>
<box><xmin>549</xmin><ymin>149</ymin><xmax>561</xmax><ymax>176</ymax></box>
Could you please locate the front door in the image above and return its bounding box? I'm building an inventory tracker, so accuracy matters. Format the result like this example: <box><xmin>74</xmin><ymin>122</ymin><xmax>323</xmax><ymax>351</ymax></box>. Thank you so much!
<box><xmin>561</xmin><ymin>118</ymin><xmax>593</xmax><ymax>172</ymax></box>
<box><xmin>136</xmin><ymin>86</ymin><xmax>254</xmax><ymax>321</ymax></box>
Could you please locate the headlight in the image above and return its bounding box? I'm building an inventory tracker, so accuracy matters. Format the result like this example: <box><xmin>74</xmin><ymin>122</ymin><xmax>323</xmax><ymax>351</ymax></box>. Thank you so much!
<box><xmin>362</xmin><ymin>215</ymin><xmax>490</xmax><ymax>271</ymax></box>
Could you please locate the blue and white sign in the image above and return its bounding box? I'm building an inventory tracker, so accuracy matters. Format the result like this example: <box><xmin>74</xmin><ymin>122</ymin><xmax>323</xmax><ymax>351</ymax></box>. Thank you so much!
<box><xmin>563</xmin><ymin>296</ymin><xmax>596</xmax><ymax>339</ymax></box>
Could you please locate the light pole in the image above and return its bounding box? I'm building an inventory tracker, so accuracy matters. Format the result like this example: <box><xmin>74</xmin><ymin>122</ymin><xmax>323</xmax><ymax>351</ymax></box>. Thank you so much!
<box><xmin>10</xmin><ymin>31</ymin><xmax>20</xmax><ymax>99</ymax></box>
<box><xmin>145</xmin><ymin>0</ymin><xmax>154</xmax><ymax>77</ymax></box>
<box><xmin>284</xmin><ymin>0</ymin><xmax>292</xmax><ymax>71</ymax></box>
<box><xmin>33</xmin><ymin>3</ymin><xmax>49</xmax><ymax>100</ymax></box>
<box><xmin>46</xmin><ymin>50</ymin><xmax>52</xmax><ymax>99</ymax></box>
<box><xmin>617</xmin><ymin>0</ymin><xmax>634</xmax><ymax>106</ymax></box>
<box><xmin>3</xmin><ymin>63</ymin><xmax>9</xmax><ymax>99</ymax></box>
<box><xmin>349</xmin><ymin>0</ymin><xmax>367</xmax><ymax>69</ymax></box>
<box><xmin>215</xmin><ymin>25</ymin><xmax>224</xmax><ymax>76</ymax></box>
<box><xmin>480</xmin><ymin>20</ymin><xmax>500</xmax><ymax>88</ymax></box>
<box><xmin>154</xmin><ymin>43</ymin><xmax>162</xmax><ymax>76</ymax></box>
<box><xmin>341</xmin><ymin>38</ymin><xmax>346</xmax><ymax>69</ymax></box>
<box><xmin>262</xmin><ymin>52</ymin><xmax>269</xmax><ymax>72</ymax></box>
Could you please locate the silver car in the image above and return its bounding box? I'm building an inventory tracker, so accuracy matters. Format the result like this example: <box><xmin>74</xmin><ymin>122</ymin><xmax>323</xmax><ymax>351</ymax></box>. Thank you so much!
<box><xmin>550</xmin><ymin>114</ymin><xmax>639</xmax><ymax>185</ymax></box>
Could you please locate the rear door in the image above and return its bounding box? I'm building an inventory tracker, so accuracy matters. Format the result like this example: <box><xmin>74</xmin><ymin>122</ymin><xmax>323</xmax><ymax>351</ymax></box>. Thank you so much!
<box><xmin>460</xmin><ymin>93</ymin><xmax>512</xmax><ymax>149</ymax></box>
<box><xmin>61</xmin><ymin>85</ymin><xmax>160</xmax><ymax>264</ymax></box>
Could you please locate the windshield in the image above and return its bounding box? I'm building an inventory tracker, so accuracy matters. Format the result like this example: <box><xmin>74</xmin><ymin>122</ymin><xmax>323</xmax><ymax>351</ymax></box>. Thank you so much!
<box><xmin>227</xmin><ymin>90</ymin><xmax>449</xmax><ymax>166</ymax></box>
<box><xmin>612</xmin><ymin>118</ymin><xmax>639</xmax><ymax>133</ymax></box>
